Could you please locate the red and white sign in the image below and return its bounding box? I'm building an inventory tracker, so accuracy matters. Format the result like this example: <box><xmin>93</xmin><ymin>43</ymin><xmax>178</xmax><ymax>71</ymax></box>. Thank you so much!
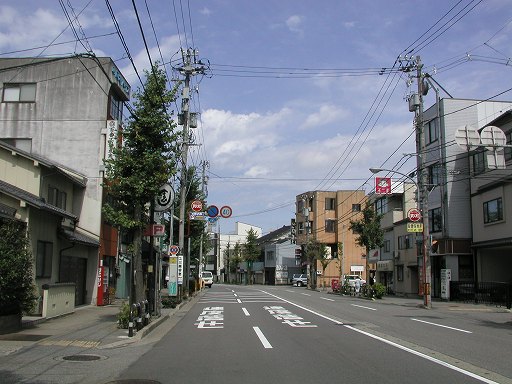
<box><xmin>220</xmin><ymin>205</ymin><xmax>232</xmax><ymax>218</ymax></box>
<box><xmin>407</xmin><ymin>208</ymin><xmax>422</xmax><ymax>222</ymax></box>
<box><xmin>375</xmin><ymin>177</ymin><xmax>392</xmax><ymax>194</ymax></box>
<box><xmin>191</xmin><ymin>200</ymin><xmax>203</xmax><ymax>212</ymax></box>
<box><xmin>153</xmin><ymin>224</ymin><xmax>165</xmax><ymax>236</ymax></box>
<box><xmin>169</xmin><ymin>245</ymin><xmax>179</xmax><ymax>255</ymax></box>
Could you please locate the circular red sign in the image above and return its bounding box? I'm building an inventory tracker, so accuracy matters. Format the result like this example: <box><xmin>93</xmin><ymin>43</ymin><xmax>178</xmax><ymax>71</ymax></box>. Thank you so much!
<box><xmin>191</xmin><ymin>200</ymin><xmax>203</xmax><ymax>212</ymax></box>
<box><xmin>407</xmin><ymin>208</ymin><xmax>421</xmax><ymax>222</ymax></box>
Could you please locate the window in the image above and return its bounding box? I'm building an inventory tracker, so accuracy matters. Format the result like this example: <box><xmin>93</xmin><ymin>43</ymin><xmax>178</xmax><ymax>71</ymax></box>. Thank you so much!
<box><xmin>325</xmin><ymin>198</ymin><xmax>336</xmax><ymax>211</ymax></box>
<box><xmin>3</xmin><ymin>83</ymin><xmax>36</xmax><ymax>102</ymax></box>
<box><xmin>110</xmin><ymin>94</ymin><xmax>123</xmax><ymax>121</ymax></box>
<box><xmin>472</xmin><ymin>150</ymin><xmax>486</xmax><ymax>175</ymax></box>
<box><xmin>298</xmin><ymin>221</ymin><xmax>304</xmax><ymax>235</ymax></box>
<box><xmin>48</xmin><ymin>186</ymin><xmax>67</xmax><ymax>210</ymax></box>
<box><xmin>352</xmin><ymin>203</ymin><xmax>361</xmax><ymax>212</ymax></box>
<box><xmin>397</xmin><ymin>265</ymin><xmax>404</xmax><ymax>281</ymax></box>
<box><xmin>483</xmin><ymin>197</ymin><xmax>503</xmax><ymax>224</ymax></box>
<box><xmin>375</xmin><ymin>198</ymin><xmax>387</xmax><ymax>215</ymax></box>
<box><xmin>428</xmin><ymin>163</ymin><xmax>442</xmax><ymax>186</ymax></box>
<box><xmin>398</xmin><ymin>235</ymin><xmax>412</xmax><ymax>250</ymax></box>
<box><xmin>505</xmin><ymin>131</ymin><xmax>511</xmax><ymax>162</ymax></box>
<box><xmin>384</xmin><ymin>240</ymin><xmax>390</xmax><ymax>253</ymax></box>
<box><xmin>325</xmin><ymin>219</ymin><xmax>336</xmax><ymax>233</ymax></box>
<box><xmin>266</xmin><ymin>250</ymin><xmax>275</xmax><ymax>262</ymax></box>
<box><xmin>426</xmin><ymin>119</ymin><xmax>438</xmax><ymax>144</ymax></box>
<box><xmin>429</xmin><ymin>207</ymin><xmax>442</xmax><ymax>232</ymax></box>
<box><xmin>36</xmin><ymin>241</ymin><xmax>53</xmax><ymax>278</ymax></box>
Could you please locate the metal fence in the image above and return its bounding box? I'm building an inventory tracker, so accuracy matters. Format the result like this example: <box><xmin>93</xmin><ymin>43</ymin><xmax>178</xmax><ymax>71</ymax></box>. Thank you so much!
<box><xmin>450</xmin><ymin>281</ymin><xmax>512</xmax><ymax>309</ymax></box>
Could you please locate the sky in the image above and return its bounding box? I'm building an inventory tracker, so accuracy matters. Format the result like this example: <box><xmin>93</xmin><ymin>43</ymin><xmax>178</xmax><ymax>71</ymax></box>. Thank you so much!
<box><xmin>1</xmin><ymin>0</ymin><xmax>511</xmax><ymax>235</ymax></box>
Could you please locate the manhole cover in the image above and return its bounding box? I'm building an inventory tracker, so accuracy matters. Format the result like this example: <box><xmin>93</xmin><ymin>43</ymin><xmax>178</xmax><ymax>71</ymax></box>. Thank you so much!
<box><xmin>61</xmin><ymin>354</ymin><xmax>105</xmax><ymax>361</ymax></box>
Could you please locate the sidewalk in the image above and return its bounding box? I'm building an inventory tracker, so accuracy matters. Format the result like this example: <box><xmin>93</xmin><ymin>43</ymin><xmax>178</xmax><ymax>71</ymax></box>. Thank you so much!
<box><xmin>0</xmin><ymin>293</ymin><xmax>201</xmax><ymax>356</ymax></box>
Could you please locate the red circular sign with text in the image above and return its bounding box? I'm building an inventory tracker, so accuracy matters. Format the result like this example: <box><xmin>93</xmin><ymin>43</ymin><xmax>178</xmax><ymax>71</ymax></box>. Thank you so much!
<box><xmin>191</xmin><ymin>200</ymin><xmax>203</xmax><ymax>212</ymax></box>
<box><xmin>407</xmin><ymin>208</ymin><xmax>421</xmax><ymax>222</ymax></box>
<box><xmin>220</xmin><ymin>205</ymin><xmax>232</xmax><ymax>218</ymax></box>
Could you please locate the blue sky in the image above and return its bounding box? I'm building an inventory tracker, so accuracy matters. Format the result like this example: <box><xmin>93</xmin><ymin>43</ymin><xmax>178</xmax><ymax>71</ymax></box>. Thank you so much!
<box><xmin>1</xmin><ymin>1</ymin><xmax>511</xmax><ymax>234</ymax></box>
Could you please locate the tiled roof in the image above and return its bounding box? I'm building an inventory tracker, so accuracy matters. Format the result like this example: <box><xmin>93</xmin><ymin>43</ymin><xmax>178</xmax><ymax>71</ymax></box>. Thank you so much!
<box><xmin>60</xmin><ymin>228</ymin><xmax>99</xmax><ymax>247</ymax></box>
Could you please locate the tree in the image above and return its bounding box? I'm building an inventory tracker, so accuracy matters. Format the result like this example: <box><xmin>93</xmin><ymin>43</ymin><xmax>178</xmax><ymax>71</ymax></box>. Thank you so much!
<box><xmin>349</xmin><ymin>200</ymin><xmax>384</xmax><ymax>285</ymax></box>
<box><xmin>231</xmin><ymin>241</ymin><xmax>243</xmax><ymax>282</ymax></box>
<box><xmin>243</xmin><ymin>228</ymin><xmax>261</xmax><ymax>284</ymax></box>
<box><xmin>103</xmin><ymin>64</ymin><xmax>179</xmax><ymax>305</ymax></box>
<box><xmin>304</xmin><ymin>239</ymin><xmax>328</xmax><ymax>289</ymax></box>
<box><xmin>0</xmin><ymin>219</ymin><xmax>36</xmax><ymax>316</ymax></box>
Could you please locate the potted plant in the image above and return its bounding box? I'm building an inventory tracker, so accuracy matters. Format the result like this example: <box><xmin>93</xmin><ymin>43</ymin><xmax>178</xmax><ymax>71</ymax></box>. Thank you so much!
<box><xmin>0</xmin><ymin>219</ymin><xmax>36</xmax><ymax>333</ymax></box>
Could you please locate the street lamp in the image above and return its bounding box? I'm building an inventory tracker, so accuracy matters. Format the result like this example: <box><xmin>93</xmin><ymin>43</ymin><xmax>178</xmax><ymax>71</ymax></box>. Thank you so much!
<box><xmin>369</xmin><ymin>167</ymin><xmax>431</xmax><ymax>308</ymax></box>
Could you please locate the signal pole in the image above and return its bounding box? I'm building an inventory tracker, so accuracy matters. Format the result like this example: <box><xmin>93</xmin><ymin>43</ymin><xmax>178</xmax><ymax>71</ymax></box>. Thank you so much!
<box><xmin>177</xmin><ymin>48</ymin><xmax>205</xmax><ymax>298</ymax></box>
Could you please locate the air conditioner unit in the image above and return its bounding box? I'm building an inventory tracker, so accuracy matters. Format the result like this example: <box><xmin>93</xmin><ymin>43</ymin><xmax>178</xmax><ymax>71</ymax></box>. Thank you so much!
<box><xmin>393</xmin><ymin>251</ymin><xmax>400</xmax><ymax>259</ymax></box>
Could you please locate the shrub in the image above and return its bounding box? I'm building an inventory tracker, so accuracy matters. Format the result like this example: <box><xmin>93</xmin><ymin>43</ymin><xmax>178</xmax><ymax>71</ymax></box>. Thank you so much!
<box><xmin>161</xmin><ymin>296</ymin><xmax>178</xmax><ymax>308</ymax></box>
<box><xmin>373</xmin><ymin>283</ymin><xmax>386</xmax><ymax>299</ymax></box>
<box><xmin>117</xmin><ymin>302</ymin><xmax>130</xmax><ymax>329</ymax></box>
<box><xmin>0</xmin><ymin>219</ymin><xmax>36</xmax><ymax>316</ymax></box>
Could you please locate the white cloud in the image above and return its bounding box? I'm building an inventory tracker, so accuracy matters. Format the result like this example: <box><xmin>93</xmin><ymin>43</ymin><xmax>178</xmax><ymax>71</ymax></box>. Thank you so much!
<box><xmin>199</xmin><ymin>7</ymin><xmax>212</xmax><ymax>16</ymax></box>
<box><xmin>300</xmin><ymin>104</ymin><xmax>350</xmax><ymax>130</ymax></box>
<box><xmin>286</xmin><ymin>15</ymin><xmax>304</xmax><ymax>33</ymax></box>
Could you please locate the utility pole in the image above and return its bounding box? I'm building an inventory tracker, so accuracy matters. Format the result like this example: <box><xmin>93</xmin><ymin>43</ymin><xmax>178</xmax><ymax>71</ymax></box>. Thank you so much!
<box><xmin>199</xmin><ymin>160</ymin><xmax>209</xmax><ymax>278</ymax></box>
<box><xmin>177</xmin><ymin>48</ymin><xmax>205</xmax><ymax>299</ymax></box>
<box><xmin>414</xmin><ymin>55</ymin><xmax>432</xmax><ymax>308</ymax></box>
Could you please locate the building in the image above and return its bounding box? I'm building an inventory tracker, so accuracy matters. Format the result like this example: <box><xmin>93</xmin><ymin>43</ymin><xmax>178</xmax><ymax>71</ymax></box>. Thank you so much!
<box><xmin>295</xmin><ymin>190</ymin><xmax>367</xmax><ymax>288</ymax></box>
<box><xmin>470</xmin><ymin>110</ymin><xmax>512</xmax><ymax>283</ymax></box>
<box><xmin>0</xmin><ymin>56</ymin><xmax>131</xmax><ymax>305</ymax></box>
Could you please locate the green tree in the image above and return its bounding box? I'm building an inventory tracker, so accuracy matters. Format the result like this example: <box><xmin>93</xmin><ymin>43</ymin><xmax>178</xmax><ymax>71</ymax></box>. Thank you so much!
<box><xmin>349</xmin><ymin>200</ymin><xmax>384</xmax><ymax>285</ymax></box>
<box><xmin>232</xmin><ymin>241</ymin><xmax>243</xmax><ymax>282</ymax></box>
<box><xmin>0</xmin><ymin>219</ymin><xmax>36</xmax><ymax>316</ymax></box>
<box><xmin>103</xmin><ymin>64</ymin><xmax>179</xmax><ymax>305</ymax></box>
<box><xmin>304</xmin><ymin>239</ymin><xmax>327</xmax><ymax>289</ymax></box>
<box><xmin>243</xmin><ymin>228</ymin><xmax>261</xmax><ymax>284</ymax></box>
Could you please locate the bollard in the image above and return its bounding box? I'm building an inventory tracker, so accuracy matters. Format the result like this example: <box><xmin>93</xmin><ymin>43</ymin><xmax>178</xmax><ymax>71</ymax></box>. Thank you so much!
<box><xmin>144</xmin><ymin>300</ymin><xmax>150</xmax><ymax>325</ymax></box>
<box><xmin>128</xmin><ymin>303</ymin><xmax>137</xmax><ymax>337</ymax></box>
<box><xmin>136</xmin><ymin>303</ymin><xmax>142</xmax><ymax>331</ymax></box>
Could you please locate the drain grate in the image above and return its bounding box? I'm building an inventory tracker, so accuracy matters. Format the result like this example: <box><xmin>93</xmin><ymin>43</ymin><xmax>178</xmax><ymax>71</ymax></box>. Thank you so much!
<box><xmin>61</xmin><ymin>354</ymin><xmax>104</xmax><ymax>362</ymax></box>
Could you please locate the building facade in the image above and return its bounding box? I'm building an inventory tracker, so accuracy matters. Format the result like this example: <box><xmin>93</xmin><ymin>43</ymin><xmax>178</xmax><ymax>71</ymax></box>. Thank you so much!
<box><xmin>0</xmin><ymin>56</ymin><xmax>131</xmax><ymax>305</ymax></box>
<box><xmin>295</xmin><ymin>190</ymin><xmax>367</xmax><ymax>288</ymax></box>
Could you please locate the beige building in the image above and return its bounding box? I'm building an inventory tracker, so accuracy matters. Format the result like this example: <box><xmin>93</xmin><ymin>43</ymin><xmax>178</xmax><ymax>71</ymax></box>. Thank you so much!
<box><xmin>295</xmin><ymin>190</ymin><xmax>367</xmax><ymax>288</ymax></box>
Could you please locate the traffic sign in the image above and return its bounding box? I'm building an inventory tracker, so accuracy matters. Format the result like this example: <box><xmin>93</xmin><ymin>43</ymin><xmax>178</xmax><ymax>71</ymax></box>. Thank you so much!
<box><xmin>220</xmin><ymin>205</ymin><xmax>232</xmax><ymax>218</ymax></box>
<box><xmin>155</xmin><ymin>184</ymin><xmax>174</xmax><ymax>212</ymax></box>
<box><xmin>191</xmin><ymin>200</ymin><xmax>203</xmax><ymax>212</ymax></box>
<box><xmin>207</xmin><ymin>205</ymin><xmax>219</xmax><ymax>218</ymax></box>
<box><xmin>169</xmin><ymin>245</ymin><xmax>179</xmax><ymax>255</ymax></box>
<box><xmin>407</xmin><ymin>208</ymin><xmax>421</xmax><ymax>222</ymax></box>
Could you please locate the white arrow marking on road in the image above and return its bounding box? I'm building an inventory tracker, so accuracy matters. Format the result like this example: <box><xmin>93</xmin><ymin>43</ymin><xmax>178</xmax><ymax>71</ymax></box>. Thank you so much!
<box><xmin>320</xmin><ymin>297</ymin><xmax>335</xmax><ymax>302</ymax></box>
<box><xmin>411</xmin><ymin>318</ymin><xmax>472</xmax><ymax>333</ymax></box>
<box><xmin>351</xmin><ymin>304</ymin><xmax>377</xmax><ymax>311</ymax></box>
<box><xmin>253</xmin><ymin>327</ymin><xmax>272</xmax><ymax>349</ymax></box>
<box><xmin>242</xmin><ymin>308</ymin><xmax>250</xmax><ymax>316</ymax></box>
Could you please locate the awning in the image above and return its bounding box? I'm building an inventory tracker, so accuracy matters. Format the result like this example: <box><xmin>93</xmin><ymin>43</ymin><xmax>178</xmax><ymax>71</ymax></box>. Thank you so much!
<box><xmin>60</xmin><ymin>228</ymin><xmax>99</xmax><ymax>247</ymax></box>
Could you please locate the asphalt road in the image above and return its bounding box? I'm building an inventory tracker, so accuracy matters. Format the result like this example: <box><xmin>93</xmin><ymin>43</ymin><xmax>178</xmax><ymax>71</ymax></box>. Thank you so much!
<box><xmin>115</xmin><ymin>285</ymin><xmax>512</xmax><ymax>384</ymax></box>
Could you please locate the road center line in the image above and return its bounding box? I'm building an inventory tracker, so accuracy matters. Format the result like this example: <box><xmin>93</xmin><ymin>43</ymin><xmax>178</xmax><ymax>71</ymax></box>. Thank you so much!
<box><xmin>242</xmin><ymin>308</ymin><xmax>250</xmax><ymax>316</ymax></box>
<box><xmin>253</xmin><ymin>327</ymin><xmax>272</xmax><ymax>349</ymax></box>
<box><xmin>351</xmin><ymin>304</ymin><xmax>377</xmax><ymax>311</ymax></box>
<box><xmin>320</xmin><ymin>297</ymin><xmax>335</xmax><ymax>302</ymax></box>
<box><xmin>411</xmin><ymin>318</ymin><xmax>472</xmax><ymax>333</ymax></box>
<box><xmin>260</xmin><ymin>290</ymin><xmax>494</xmax><ymax>383</ymax></box>
<box><xmin>285</xmin><ymin>290</ymin><xmax>294</xmax><ymax>293</ymax></box>
<box><xmin>301</xmin><ymin>293</ymin><xmax>311</xmax><ymax>296</ymax></box>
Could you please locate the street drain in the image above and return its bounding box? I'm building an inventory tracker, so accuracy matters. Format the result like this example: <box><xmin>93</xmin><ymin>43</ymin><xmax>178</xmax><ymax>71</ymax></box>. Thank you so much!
<box><xmin>60</xmin><ymin>354</ymin><xmax>106</xmax><ymax>362</ymax></box>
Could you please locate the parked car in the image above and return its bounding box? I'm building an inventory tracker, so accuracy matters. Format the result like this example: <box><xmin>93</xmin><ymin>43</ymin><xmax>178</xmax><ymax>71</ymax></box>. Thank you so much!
<box><xmin>200</xmin><ymin>271</ymin><xmax>213</xmax><ymax>288</ymax></box>
<box><xmin>343</xmin><ymin>275</ymin><xmax>366</xmax><ymax>287</ymax></box>
<box><xmin>291</xmin><ymin>274</ymin><xmax>308</xmax><ymax>287</ymax></box>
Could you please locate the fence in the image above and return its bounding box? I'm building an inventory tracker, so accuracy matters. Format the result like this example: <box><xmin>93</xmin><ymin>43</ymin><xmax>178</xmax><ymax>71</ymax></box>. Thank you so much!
<box><xmin>450</xmin><ymin>281</ymin><xmax>511</xmax><ymax>309</ymax></box>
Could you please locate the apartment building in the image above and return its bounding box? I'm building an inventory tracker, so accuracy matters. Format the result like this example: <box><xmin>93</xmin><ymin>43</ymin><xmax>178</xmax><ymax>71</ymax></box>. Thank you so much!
<box><xmin>295</xmin><ymin>190</ymin><xmax>367</xmax><ymax>288</ymax></box>
<box><xmin>0</xmin><ymin>56</ymin><xmax>130</xmax><ymax>305</ymax></box>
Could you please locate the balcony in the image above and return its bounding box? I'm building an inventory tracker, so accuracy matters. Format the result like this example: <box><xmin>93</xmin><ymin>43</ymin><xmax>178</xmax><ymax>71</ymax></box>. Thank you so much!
<box><xmin>381</xmin><ymin>208</ymin><xmax>404</xmax><ymax>229</ymax></box>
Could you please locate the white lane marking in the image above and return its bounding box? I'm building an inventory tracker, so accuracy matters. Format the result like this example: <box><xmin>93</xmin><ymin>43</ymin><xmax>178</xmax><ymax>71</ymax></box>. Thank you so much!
<box><xmin>285</xmin><ymin>290</ymin><xmax>294</xmax><ymax>293</ymax></box>
<box><xmin>351</xmin><ymin>304</ymin><xmax>377</xmax><ymax>311</ymax></box>
<box><xmin>233</xmin><ymin>294</ymin><xmax>238</xmax><ymax>297</ymax></box>
<box><xmin>253</xmin><ymin>327</ymin><xmax>272</xmax><ymax>349</ymax></box>
<box><xmin>236</xmin><ymin>298</ymin><xmax>242</xmax><ymax>303</ymax></box>
<box><xmin>242</xmin><ymin>308</ymin><xmax>250</xmax><ymax>316</ymax></box>
<box><xmin>260</xmin><ymin>290</ymin><xmax>495</xmax><ymax>384</ymax></box>
<box><xmin>411</xmin><ymin>318</ymin><xmax>472</xmax><ymax>334</ymax></box>
<box><xmin>320</xmin><ymin>297</ymin><xmax>335</xmax><ymax>302</ymax></box>
<box><xmin>301</xmin><ymin>293</ymin><xmax>311</xmax><ymax>296</ymax></box>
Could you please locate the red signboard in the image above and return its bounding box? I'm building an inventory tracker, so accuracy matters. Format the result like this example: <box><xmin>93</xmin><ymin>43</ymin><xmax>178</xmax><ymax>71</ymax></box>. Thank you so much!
<box><xmin>375</xmin><ymin>177</ymin><xmax>392</xmax><ymax>194</ymax></box>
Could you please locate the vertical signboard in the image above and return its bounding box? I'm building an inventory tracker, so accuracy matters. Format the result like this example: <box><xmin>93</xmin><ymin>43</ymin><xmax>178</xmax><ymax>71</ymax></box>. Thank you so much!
<box><xmin>440</xmin><ymin>269</ymin><xmax>451</xmax><ymax>300</ymax></box>
<box><xmin>177</xmin><ymin>255</ymin><xmax>184</xmax><ymax>284</ymax></box>
<box><xmin>168</xmin><ymin>257</ymin><xmax>178</xmax><ymax>297</ymax></box>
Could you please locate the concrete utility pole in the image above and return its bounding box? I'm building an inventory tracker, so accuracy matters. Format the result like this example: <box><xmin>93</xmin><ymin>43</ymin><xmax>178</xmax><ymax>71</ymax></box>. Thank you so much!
<box><xmin>199</xmin><ymin>160</ymin><xmax>209</xmax><ymax>277</ymax></box>
<box><xmin>177</xmin><ymin>48</ymin><xmax>205</xmax><ymax>298</ymax></box>
<box><xmin>414</xmin><ymin>56</ymin><xmax>432</xmax><ymax>309</ymax></box>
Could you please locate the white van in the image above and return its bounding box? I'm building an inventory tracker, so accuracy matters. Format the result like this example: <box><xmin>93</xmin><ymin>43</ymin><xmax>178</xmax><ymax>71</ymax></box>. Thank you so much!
<box><xmin>200</xmin><ymin>271</ymin><xmax>213</xmax><ymax>288</ymax></box>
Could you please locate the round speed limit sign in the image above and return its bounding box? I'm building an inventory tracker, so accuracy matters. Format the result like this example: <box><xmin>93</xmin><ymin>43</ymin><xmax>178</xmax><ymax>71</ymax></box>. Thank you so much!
<box><xmin>220</xmin><ymin>205</ymin><xmax>232</xmax><ymax>218</ymax></box>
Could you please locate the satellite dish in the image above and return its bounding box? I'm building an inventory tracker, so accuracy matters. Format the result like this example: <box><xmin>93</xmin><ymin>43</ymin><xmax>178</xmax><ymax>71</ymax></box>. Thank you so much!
<box><xmin>455</xmin><ymin>125</ymin><xmax>480</xmax><ymax>151</ymax></box>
